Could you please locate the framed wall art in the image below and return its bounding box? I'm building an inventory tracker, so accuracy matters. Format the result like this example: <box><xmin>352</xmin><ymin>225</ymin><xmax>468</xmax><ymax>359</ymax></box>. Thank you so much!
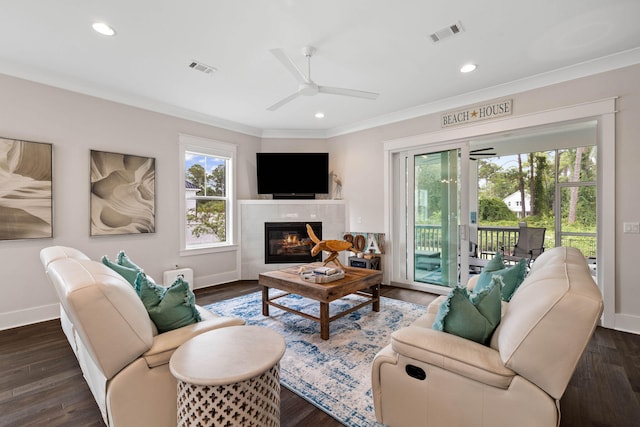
<box><xmin>0</xmin><ymin>138</ymin><xmax>53</xmax><ymax>240</ymax></box>
<box><xmin>90</xmin><ymin>150</ymin><xmax>155</xmax><ymax>236</ymax></box>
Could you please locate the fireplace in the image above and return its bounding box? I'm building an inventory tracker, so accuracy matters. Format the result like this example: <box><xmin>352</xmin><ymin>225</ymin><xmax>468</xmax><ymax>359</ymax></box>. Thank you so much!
<box><xmin>264</xmin><ymin>222</ymin><xmax>322</xmax><ymax>264</ymax></box>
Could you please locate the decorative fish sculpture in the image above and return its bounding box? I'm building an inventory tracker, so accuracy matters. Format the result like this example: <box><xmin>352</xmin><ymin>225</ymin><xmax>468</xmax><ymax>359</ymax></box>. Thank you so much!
<box><xmin>306</xmin><ymin>223</ymin><xmax>354</xmax><ymax>269</ymax></box>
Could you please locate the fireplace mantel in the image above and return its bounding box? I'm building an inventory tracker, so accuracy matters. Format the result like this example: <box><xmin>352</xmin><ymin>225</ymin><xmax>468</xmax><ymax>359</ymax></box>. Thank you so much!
<box><xmin>238</xmin><ymin>200</ymin><xmax>347</xmax><ymax>279</ymax></box>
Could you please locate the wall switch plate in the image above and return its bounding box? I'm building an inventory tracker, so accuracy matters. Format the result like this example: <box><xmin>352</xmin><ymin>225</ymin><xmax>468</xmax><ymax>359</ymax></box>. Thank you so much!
<box><xmin>623</xmin><ymin>222</ymin><xmax>640</xmax><ymax>233</ymax></box>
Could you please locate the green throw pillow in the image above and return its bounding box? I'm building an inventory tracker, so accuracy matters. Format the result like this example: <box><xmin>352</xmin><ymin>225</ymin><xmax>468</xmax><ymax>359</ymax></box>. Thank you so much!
<box><xmin>483</xmin><ymin>251</ymin><xmax>506</xmax><ymax>273</ymax></box>
<box><xmin>474</xmin><ymin>257</ymin><xmax>527</xmax><ymax>301</ymax></box>
<box><xmin>433</xmin><ymin>278</ymin><xmax>502</xmax><ymax>345</ymax></box>
<box><xmin>117</xmin><ymin>250</ymin><xmax>143</xmax><ymax>271</ymax></box>
<box><xmin>102</xmin><ymin>255</ymin><xmax>140</xmax><ymax>287</ymax></box>
<box><xmin>135</xmin><ymin>273</ymin><xmax>201</xmax><ymax>333</ymax></box>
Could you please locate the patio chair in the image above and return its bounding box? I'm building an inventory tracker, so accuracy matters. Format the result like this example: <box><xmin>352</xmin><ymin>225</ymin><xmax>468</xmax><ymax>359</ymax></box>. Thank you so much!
<box><xmin>502</xmin><ymin>226</ymin><xmax>546</xmax><ymax>266</ymax></box>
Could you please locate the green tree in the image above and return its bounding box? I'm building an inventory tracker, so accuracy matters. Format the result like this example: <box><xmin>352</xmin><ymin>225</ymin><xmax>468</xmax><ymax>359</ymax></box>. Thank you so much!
<box><xmin>532</xmin><ymin>154</ymin><xmax>551</xmax><ymax>215</ymax></box>
<box><xmin>478</xmin><ymin>197</ymin><xmax>517</xmax><ymax>222</ymax></box>
<box><xmin>186</xmin><ymin>162</ymin><xmax>226</xmax><ymax>241</ymax></box>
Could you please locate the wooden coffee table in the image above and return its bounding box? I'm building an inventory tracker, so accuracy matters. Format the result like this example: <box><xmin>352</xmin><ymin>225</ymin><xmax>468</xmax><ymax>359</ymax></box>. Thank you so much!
<box><xmin>258</xmin><ymin>263</ymin><xmax>383</xmax><ymax>340</ymax></box>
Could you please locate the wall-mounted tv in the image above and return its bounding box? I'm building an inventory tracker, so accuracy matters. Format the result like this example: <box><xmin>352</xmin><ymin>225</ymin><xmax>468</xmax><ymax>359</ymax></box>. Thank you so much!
<box><xmin>257</xmin><ymin>152</ymin><xmax>329</xmax><ymax>198</ymax></box>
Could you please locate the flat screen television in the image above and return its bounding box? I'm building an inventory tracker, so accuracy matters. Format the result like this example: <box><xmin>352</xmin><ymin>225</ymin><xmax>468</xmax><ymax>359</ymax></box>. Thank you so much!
<box><xmin>257</xmin><ymin>152</ymin><xmax>329</xmax><ymax>198</ymax></box>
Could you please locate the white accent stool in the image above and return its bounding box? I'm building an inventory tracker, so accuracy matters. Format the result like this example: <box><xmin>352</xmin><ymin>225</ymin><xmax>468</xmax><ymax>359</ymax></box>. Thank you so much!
<box><xmin>170</xmin><ymin>325</ymin><xmax>286</xmax><ymax>427</ymax></box>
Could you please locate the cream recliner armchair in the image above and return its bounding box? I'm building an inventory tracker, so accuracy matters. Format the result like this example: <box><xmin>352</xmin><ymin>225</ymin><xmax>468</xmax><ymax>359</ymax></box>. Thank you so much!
<box><xmin>40</xmin><ymin>246</ymin><xmax>245</xmax><ymax>427</ymax></box>
<box><xmin>372</xmin><ymin>246</ymin><xmax>603</xmax><ymax>427</ymax></box>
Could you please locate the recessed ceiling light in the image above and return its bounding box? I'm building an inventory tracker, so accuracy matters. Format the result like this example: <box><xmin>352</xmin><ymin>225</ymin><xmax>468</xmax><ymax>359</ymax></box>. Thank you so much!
<box><xmin>460</xmin><ymin>63</ymin><xmax>477</xmax><ymax>73</ymax></box>
<box><xmin>92</xmin><ymin>22</ymin><xmax>116</xmax><ymax>36</ymax></box>
<box><xmin>315</xmin><ymin>112</ymin><xmax>325</xmax><ymax>119</ymax></box>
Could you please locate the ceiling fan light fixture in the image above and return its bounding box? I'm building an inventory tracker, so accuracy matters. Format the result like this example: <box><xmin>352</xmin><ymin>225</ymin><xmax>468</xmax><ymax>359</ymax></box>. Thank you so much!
<box><xmin>460</xmin><ymin>63</ymin><xmax>477</xmax><ymax>73</ymax></box>
<box><xmin>92</xmin><ymin>22</ymin><xmax>116</xmax><ymax>36</ymax></box>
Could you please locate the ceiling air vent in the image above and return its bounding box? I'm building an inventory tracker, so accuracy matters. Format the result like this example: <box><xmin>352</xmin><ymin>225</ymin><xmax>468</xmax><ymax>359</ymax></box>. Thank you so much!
<box><xmin>188</xmin><ymin>60</ymin><xmax>217</xmax><ymax>74</ymax></box>
<box><xmin>429</xmin><ymin>21</ymin><xmax>465</xmax><ymax>43</ymax></box>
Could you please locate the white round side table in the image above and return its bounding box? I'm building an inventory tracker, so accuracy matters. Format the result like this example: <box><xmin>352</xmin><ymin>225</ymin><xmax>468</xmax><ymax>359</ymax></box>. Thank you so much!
<box><xmin>170</xmin><ymin>325</ymin><xmax>286</xmax><ymax>427</ymax></box>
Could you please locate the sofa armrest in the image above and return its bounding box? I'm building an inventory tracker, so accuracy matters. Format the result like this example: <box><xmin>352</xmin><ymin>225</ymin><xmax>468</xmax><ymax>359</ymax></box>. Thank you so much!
<box><xmin>391</xmin><ymin>325</ymin><xmax>515</xmax><ymax>389</ymax></box>
<box><xmin>142</xmin><ymin>316</ymin><xmax>245</xmax><ymax>368</ymax></box>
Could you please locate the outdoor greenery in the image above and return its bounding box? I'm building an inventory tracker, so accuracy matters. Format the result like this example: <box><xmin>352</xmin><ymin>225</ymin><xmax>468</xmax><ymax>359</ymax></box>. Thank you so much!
<box><xmin>186</xmin><ymin>163</ymin><xmax>226</xmax><ymax>241</ymax></box>
<box><xmin>414</xmin><ymin>147</ymin><xmax>597</xmax><ymax>258</ymax></box>
<box><xmin>477</xmin><ymin>146</ymin><xmax>597</xmax><ymax>257</ymax></box>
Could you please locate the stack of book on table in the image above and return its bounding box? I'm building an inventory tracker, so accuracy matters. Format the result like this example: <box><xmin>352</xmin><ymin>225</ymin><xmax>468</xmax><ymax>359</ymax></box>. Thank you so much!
<box><xmin>300</xmin><ymin>266</ymin><xmax>345</xmax><ymax>283</ymax></box>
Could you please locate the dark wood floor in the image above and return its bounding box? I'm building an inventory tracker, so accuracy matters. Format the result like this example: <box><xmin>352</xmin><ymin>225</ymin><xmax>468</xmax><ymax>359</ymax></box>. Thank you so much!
<box><xmin>1</xmin><ymin>282</ymin><xmax>639</xmax><ymax>426</ymax></box>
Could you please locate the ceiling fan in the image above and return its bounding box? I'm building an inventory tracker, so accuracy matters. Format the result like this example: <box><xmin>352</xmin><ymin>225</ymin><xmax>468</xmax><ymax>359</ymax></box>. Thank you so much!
<box><xmin>267</xmin><ymin>46</ymin><xmax>379</xmax><ymax>111</ymax></box>
<box><xmin>470</xmin><ymin>147</ymin><xmax>496</xmax><ymax>161</ymax></box>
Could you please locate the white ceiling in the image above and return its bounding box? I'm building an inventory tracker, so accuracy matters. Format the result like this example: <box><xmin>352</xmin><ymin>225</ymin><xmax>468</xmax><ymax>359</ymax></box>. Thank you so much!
<box><xmin>1</xmin><ymin>1</ymin><xmax>640</xmax><ymax>138</ymax></box>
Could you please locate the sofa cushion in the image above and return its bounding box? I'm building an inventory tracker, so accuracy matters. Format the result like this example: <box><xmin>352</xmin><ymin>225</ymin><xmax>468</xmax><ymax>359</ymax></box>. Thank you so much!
<box><xmin>475</xmin><ymin>258</ymin><xmax>527</xmax><ymax>302</ymax></box>
<box><xmin>135</xmin><ymin>273</ymin><xmax>201</xmax><ymax>333</ymax></box>
<box><xmin>432</xmin><ymin>277</ymin><xmax>502</xmax><ymax>345</ymax></box>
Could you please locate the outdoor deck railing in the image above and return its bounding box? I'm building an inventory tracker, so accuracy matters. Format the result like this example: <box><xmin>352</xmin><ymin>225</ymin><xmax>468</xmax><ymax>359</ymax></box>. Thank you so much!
<box><xmin>415</xmin><ymin>225</ymin><xmax>595</xmax><ymax>258</ymax></box>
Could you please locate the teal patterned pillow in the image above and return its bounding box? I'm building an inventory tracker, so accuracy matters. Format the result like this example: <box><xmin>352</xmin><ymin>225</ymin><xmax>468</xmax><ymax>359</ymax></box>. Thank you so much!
<box><xmin>117</xmin><ymin>250</ymin><xmax>143</xmax><ymax>271</ymax></box>
<box><xmin>102</xmin><ymin>255</ymin><xmax>140</xmax><ymax>287</ymax></box>
<box><xmin>135</xmin><ymin>273</ymin><xmax>201</xmax><ymax>333</ymax></box>
<box><xmin>475</xmin><ymin>258</ymin><xmax>527</xmax><ymax>301</ymax></box>
<box><xmin>483</xmin><ymin>251</ymin><xmax>506</xmax><ymax>273</ymax></box>
<box><xmin>433</xmin><ymin>277</ymin><xmax>502</xmax><ymax>345</ymax></box>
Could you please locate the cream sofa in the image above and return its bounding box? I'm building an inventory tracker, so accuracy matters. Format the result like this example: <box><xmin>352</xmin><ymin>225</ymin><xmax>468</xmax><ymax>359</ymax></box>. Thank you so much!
<box><xmin>372</xmin><ymin>246</ymin><xmax>603</xmax><ymax>427</ymax></box>
<box><xmin>40</xmin><ymin>246</ymin><xmax>245</xmax><ymax>427</ymax></box>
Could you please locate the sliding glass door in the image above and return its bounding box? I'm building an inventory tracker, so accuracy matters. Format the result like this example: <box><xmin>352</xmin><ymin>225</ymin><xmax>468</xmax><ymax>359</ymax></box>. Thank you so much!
<box><xmin>392</xmin><ymin>143</ymin><xmax>470</xmax><ymax>291</ymax></box>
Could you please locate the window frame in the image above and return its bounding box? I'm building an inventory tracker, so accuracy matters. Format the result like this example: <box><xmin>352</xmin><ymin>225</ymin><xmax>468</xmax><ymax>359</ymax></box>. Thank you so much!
<box><xmin>179</xmin><ymin>134</ymin><xmax>237</xmax><ymax>256</ymax></box>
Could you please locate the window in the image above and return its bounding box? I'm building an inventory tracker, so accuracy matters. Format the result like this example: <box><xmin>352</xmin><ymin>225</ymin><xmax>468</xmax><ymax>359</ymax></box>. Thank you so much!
<box><xmin>179</xmin><ymin>134</ymin><xmax>236</xmax><ymax>253</ymax></box>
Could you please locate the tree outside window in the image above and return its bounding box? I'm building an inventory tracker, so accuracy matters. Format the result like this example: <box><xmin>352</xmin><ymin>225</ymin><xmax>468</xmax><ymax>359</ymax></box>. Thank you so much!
<box><xmin>180</xmin><ymin>135</ymin><xmax>235</xmax><ymax>252</ymax></box>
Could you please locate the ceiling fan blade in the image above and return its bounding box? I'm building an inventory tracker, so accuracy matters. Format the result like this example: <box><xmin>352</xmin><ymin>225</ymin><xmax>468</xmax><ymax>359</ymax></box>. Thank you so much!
<box><xmin>469</xmin><ymin>152</ymin><xmax>497</xmax><ymax>157</ymax></box>
<box><xmin>470</xmin><ymin>147</ymin><xmax>495</xmax><ymax>153</ymax></box>
<box><xmin>318</xmin><ymin>85</ymin><xmax>379</xmax><ymax>100</ymax></box>
<box><xmin>270</xmin><ymin>48</ymin><xmax>308</xmax><ymax>84</ymax></box>
<box><xmin>267</xmin><ymin>90</ymin><xmax>304</xmax><ymax>111</ymax></box>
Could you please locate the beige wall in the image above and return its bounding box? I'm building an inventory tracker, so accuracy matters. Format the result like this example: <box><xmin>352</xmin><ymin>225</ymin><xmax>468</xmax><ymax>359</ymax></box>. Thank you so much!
<box><xmin>0</xmin><ymin>74</ymin><xmax>260</xmax><ymax>329</ymax></box>
<box><xmin>2</xmin><ymin>63</ymin><xmax>640</xmax><ymax>332</ymax></box>
<box><xmin>328</xmin><ymin>63</ymin><xmax>640</xmax><ymax>332</ymax></box>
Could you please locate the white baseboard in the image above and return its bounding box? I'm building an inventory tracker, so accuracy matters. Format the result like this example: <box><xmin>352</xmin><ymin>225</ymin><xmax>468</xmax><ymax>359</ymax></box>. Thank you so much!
<box><xmin>613</xmin><ymin>313</ymin><xmax>640</xmax><ymax>335</ymax></box>
<box><xmin>0</xmin><ymin>303</ymin><xmax>59</xmax><ymax>331</ymax></box>
<box><xmin>194</xmin><ymin>269</ymin><xmax>240</xmax><ymax>289</ymax></box>
<box><xmin>389</xmin><ymin>281</ymin><xmax>450</xmax><ymax>296</ymax></box>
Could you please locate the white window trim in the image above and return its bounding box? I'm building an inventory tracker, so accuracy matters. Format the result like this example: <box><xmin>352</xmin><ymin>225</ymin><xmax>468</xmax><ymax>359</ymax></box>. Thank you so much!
<box><xmin>179</xmin><ymin>134</ymin><xmax>237</xmax><ymax>256</ymax></box>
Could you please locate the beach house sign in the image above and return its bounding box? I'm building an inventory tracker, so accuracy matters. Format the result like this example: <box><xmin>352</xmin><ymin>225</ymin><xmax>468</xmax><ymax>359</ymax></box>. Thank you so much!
<box><xmin>441</xmin><ymin>99</ymin><xmax>512</xmax><ymax>128</ymax></box>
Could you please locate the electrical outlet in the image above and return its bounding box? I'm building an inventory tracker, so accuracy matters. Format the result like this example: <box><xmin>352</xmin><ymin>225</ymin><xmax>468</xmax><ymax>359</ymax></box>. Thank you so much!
<box><xmin>623</xmin><ymin>222</ymin><xmax>640</xmax><ymax>233</ymax></box>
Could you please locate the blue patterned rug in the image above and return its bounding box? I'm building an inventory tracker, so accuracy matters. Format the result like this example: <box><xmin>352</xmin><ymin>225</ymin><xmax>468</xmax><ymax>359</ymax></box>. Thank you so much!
<box><xmin>205</xmin><ymin>292</ymin><xmax>428</xmax><ymax>426</ymax></box>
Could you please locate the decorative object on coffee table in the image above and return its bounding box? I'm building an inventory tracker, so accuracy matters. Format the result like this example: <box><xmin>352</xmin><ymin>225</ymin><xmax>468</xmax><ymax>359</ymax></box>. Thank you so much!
<box><xmin>306</xmin><ymin>223</ymin><xmax>353</xmax><ymax>268</ymax></box>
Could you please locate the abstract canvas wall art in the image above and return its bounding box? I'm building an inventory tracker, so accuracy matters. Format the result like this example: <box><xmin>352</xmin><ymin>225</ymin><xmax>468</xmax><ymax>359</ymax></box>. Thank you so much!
<box><xmin>90</xmin><ymin>150</ymin><xmax>155</xmax><ymax>236</ymax></box>
<box><xmin>0</xmin><ymin>138</ymin><xmax>53</xmax><ymax>240</ymax></box>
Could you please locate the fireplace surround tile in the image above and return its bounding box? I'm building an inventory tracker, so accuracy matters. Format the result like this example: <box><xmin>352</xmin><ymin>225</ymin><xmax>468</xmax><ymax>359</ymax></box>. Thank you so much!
<box><xmin>239</xmin><ymin>200</ymin><xmax>347</xmax><ymax>280</ymax></box>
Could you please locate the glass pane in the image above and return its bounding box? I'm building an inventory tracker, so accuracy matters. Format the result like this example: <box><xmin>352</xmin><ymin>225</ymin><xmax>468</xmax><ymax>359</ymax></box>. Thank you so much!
<box><xmin>414</xmin><ymin>150</ymin><xmax>459</xmax><ymax>287</ymax></box>
<box><xmin>560</xmin><ymin>235</ymin><xmax>596</xmax><ymax>258</ymax></box>
<box><xmin>186</xmin><ymin>199</ymin><xmax>227</xmax><ymax>247</ymax></box>
<box><xmin>185</xmin><ymin>200</ymin><xmax>226</xmax><ymax>247</ymax></box>
<box><xmin>558</xmin><ymin>146</ymin><xmax>597</xmax><ymax>183</ymax></box>
<box><xmin>185</xmin><ymin>151</ymin><xmax>227</xmax><ymax>197</ymax></box>
<box><xmin>560</xmin><ymin>186</ymin><xmax>596</xmax><ymax>234</ymax></box>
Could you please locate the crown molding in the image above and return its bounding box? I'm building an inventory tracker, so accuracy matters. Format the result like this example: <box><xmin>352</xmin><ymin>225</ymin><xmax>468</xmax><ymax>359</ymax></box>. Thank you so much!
<box><xmin>2</xmin><ymin>47</ymin><xmax>639</xmax><ymax>141</ymax></box>
<box><xmin>323</xmin><ymin>47</ymin><xmax>640</xmax><ymax>138</ymax></box>
<box><xmin>260</xmin><ymin>128</ymin><xmax>328</xmax><ymax>139</ymax></box>
<box><xmin>0</xmin><ymin>60</ymin><xmax>264</xmax><ymax>138</ymax></box>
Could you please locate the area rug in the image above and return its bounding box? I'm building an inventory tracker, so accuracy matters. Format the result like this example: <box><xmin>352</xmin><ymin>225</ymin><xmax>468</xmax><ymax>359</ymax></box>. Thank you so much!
<box><xmin>205</xmin><ymin>292</ymin><xmax>428</xmax><ymax>427</ymax></box>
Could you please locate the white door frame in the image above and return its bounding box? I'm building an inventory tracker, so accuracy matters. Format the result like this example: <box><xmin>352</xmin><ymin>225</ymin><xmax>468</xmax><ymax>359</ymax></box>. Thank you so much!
<box><xmin>390</xmin><ymin>143</ymin><xmax>470</xmax><ymax>294</ymax></box>
<box><xmin>383</xmin><ymin>98</ymin><xmax>616</xmax><ymax>327</ymax></box>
